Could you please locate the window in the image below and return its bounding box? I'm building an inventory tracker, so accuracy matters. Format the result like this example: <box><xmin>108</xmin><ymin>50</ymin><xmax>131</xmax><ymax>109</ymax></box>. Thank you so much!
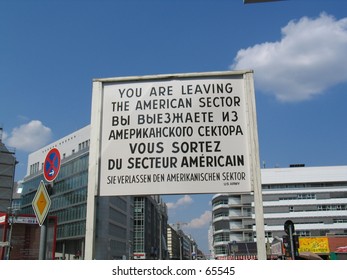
<box><xmin>318</xmin><ymin>205</ymin><xmax>347</xmax><ymax>211</ymax></box>
<box><xmin>297</xmin><ymin>231</ymin><xmax>310</xmax><ymax>236</ymax></box>
<box><xmin>214</xmin><ymin>246</ymin><xmax>227</xmax><ymax>255</ymax></box>
<box><xmin>297</xmin><ymin>193</ymin><xmax>316</xmax><ymax>199</ymax></box>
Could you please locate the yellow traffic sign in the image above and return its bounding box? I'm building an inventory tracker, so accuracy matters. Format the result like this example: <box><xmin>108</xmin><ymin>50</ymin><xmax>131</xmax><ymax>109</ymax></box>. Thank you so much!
<box><xmin>32</xmin><ymin>180</ymin><xmax>51</xmax><ymax>226</ymax></box>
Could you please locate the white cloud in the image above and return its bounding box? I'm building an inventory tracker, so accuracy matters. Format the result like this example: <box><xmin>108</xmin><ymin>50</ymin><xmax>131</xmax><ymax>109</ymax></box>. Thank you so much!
<box><xmin>186</xmin><ymin>210</ymin><xmax>212</xmax><ymax>229</ymax></box>
<box><xmin>231</xmin><ymin>13</ymin><xmax>347</xmax><ymax>102</ymax></box>
<box><xmin>5</xmin><ymin>120</ymin><xmax>52</xmax><ymax>152</ymax></box>
<box><xmin>166</xmin><ymin>195</ymin><xmax>193</xmax><ymax>209</ymax></box>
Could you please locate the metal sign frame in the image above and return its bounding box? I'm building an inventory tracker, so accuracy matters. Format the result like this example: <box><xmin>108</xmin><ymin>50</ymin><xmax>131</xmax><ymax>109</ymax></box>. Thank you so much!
<box><xmin>85</xmin><ymin>70</ymin><xmax>265</xmax><ymax>259</ymax></box>
<box><xmin>92</xmin><ymin>71</ymin><xmax>258</xmax><ymax>196</ymax></box>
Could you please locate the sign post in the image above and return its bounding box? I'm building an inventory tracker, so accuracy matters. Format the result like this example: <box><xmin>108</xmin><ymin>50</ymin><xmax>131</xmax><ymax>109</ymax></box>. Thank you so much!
<box><xmin>33</xmin><ymin>147</ymin><xmax>60</xmax><ymax>260</ymax></box>
<box><xmin>86</xmin><ymin>71</ymin><xmax>265</xmax><ymax>259</ymax></box>
<box><xmin>32</xmin><ymin>180</ymin><xmax>51</xmax><ymax>260</ymax></box>
<box><xmin>284</xmin><ymin>220</ymin><xmax>296</xmax><ymax>260</ymax></box>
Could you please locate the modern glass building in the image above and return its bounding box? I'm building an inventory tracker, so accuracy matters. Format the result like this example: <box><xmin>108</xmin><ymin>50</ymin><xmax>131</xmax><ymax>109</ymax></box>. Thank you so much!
<box><xmin>211</xmin><ymin>165</ymin><xmax>347</xmax><ymax>258</ymax></box>
<box><xmin>133</xmin><ymin>195</ymin><xmax>168</xmax><ymax>259</ymax></box>
<box><xmin>19</xmin><ymin>125</ymin><xmax>174</xmax><ymax>260</ymax></box>
<box><xmin>20</xmin><ymin>125</ymin><xmax>134</xmax><ymax>259</ymax></box>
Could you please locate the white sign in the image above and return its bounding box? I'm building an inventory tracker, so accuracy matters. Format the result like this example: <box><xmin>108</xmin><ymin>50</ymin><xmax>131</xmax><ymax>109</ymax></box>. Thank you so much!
<box><xmin>90</xmin><ymin>71</ymin><xmax>259</xmax><ymax>196</ymax></box>
<box><xmin>0</xmin><ymin>241</ymin><xmax>10</xmax><ymax>247</ymax></box>
<box><xmin>12</xmin><ymin>216</ymin><xmax>38</xmax><ymax>224</ymax></box>
<box><xmin>0</xmin><ymin>214</ymin><xmax>6</xmax><ymax>224</ymax></box>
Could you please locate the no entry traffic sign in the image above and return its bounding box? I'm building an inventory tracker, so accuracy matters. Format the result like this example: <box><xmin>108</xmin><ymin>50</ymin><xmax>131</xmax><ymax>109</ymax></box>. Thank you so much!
<box><xmin>44</xmin><ymin>148</ymin><xmax>61</xmax><ymax>182</ymax></box>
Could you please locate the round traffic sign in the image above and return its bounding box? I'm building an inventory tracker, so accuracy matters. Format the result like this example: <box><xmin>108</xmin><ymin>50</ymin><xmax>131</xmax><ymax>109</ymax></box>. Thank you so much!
<box><xmin>44</xmin><ymin>148</ymin><xmax>61</xmax><ymax>182</ymax></box>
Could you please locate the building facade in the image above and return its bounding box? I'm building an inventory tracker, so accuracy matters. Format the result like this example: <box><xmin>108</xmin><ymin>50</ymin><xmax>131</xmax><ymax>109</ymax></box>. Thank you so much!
<box><xmin>133</xmin><ymin>195</ymin><xmax>168</xmax><ymax>259</ymax></box>
<box><xmin>211</xmin><ymin>165</ymin><xmax>347</xmax><ymax>258</ymax></box>
<box><xmin>0</xmin><ymin>129</ymin><xmax>17</xmax><ymax>259</ymax></box>
<box><xmin>19</xmin><ymin>125</ymin><xmax>134</xmax><ymax>259</ymax></box>
<box><xmin>18</xmin><ymin>125</ymin><xmax>173</xmax><ymax>260</ymax></box>
<box><xmin>167</xmin><ymin>224</ymin><xmax>181</xmax><ymax>259</ymax></box>
<box><xmin>167</xmin><ymin>224</ymin><xmax>201</xmax><ymax>260</ymax></box>
<box><xmin>0</xmin><ymin>129</ymin><xmax>17</xmax><ymax>214</ymax></box>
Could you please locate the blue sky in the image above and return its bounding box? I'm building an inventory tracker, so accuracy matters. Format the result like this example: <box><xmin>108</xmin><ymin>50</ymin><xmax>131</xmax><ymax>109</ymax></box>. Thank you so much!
<box><xmin>1</xmin><ymin>0</ymin><xmax>347</xmax><ymax>255</ymax></box>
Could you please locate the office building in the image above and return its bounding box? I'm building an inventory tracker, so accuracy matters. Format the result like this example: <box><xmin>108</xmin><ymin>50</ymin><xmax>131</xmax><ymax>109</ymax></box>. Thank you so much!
<box><xmin>0</xmin><ymin>127</ymin><xmax>17</xmax><ymax>214</ymax></box>
<box><xmin>19</xmin><ymin>125</ymin><xmax>134</xmax><ymax>259</ymax></box>
<box><xmin>133</xmin><ymin>195</ymin><xmax>168</xmax><ymax>259</ymax></box>
<box><xmin>19</xmin><ymin>124</ymin><xmax>172</xmax><ymax>260</ymax></box>
<box><xmin>0</xmin><ymin>128</ymin><xmax>17</xmax><ymax>259</ymax></box>
<box><xmin>167</xmin><ymin>223</ymin><xmax>200</xmax><ymax>260</ymax></box>
<box><xmin>211</xmin><ymin>165</ymin><xmax>347</xmax><ymax>258</ymax></box>
<box><xmin>167</xmin><ymin>224</ymin><xmax>181</xmax><ymax>259</ymax></box>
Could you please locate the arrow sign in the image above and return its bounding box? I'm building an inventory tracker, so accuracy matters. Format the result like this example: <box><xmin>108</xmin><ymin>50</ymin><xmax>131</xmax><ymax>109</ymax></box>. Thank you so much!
<box><xmin>32</xmin><ymin>180</ymin><xmax>51</xmax><ymax>226</ymax></box>
<box><xmin>44</xmin><ymin>148</ymin><xmax>61</xmax><ymax>182</ymax></box>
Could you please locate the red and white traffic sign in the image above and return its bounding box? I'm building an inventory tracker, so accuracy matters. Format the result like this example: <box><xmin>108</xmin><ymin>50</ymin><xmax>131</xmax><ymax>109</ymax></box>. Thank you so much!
<box><xmin>44</xmin><ymin>148</ymin><xmax>61</xmax><ymax>182</ymax></box>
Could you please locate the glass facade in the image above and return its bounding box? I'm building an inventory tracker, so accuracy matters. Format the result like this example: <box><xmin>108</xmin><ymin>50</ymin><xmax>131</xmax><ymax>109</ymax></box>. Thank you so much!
<box><xmin>20</xmin><ymin>149</ymin><xmax>89</xmax><ymax>258</ymax></box>
<box><xmin>212</xmin><ymin>166</ymin><xmax>347</xmax><ymax>259</ymax></box>
<box><xmin>133</xmin><ymin>196</ymin><xmax>168</xmax><ymax>259</ymax></box>
<box><xmin>17</xmin><ymin>125</ymin><xmax>171</xmax><ymax>260</ymax></box>
<box><xmin>133</xmin><ymin>197</ymin><xmax>145</xmax><ymax>254</ymax></box>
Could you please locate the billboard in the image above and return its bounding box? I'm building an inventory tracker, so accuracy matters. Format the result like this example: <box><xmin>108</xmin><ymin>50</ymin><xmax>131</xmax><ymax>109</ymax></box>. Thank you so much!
<box><xmin>89</xmin><ymin>71</ymin><xmax>260</xmax><ymax>196</ymax></box>
<box><xmin>298</xmin><ymin>237</ymin><xmax>330</xmax><ymax>254</ymax></box>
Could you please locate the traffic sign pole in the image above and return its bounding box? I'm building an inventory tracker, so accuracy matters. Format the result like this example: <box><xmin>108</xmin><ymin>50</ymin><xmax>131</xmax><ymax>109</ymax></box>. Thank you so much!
<box><xmin>289</xmin><ymin>226</ymin><xmax>295</xmax><ymax>260</ymax></box>
<box><xmin>37</xmin><ymin>148</ymin><xmax>60</xmax><ymax>259</ymax></box>
<box><xmin>38</xmin><ymin>182</ymin><xmax>53</xmax><ymax>260</ymax></box>
<box><xmin>284</xmin><ymin>220</ymin><xmax>295</xmax><ymax>260</ymax></box>
<box><xmin>32</xmin><ymin>181</ymin><xmax>51</xmax><ymax>260</ymax></box>
<box><xmin>39</xmin><ymin>220</ymin><xmax>47</xmax><ymax>260</ymax></box>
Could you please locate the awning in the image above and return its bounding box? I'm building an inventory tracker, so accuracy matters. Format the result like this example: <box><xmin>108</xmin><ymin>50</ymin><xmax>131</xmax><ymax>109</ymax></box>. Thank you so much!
<box><xmin>298</xmin><ymin>252</ymin><xmax>323</xmax><ymax>260</ymax></box>
<box><xmin>336</xmin><ymin>246</ymin><xmax>347</xmax><ymax>253</ymax></box>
